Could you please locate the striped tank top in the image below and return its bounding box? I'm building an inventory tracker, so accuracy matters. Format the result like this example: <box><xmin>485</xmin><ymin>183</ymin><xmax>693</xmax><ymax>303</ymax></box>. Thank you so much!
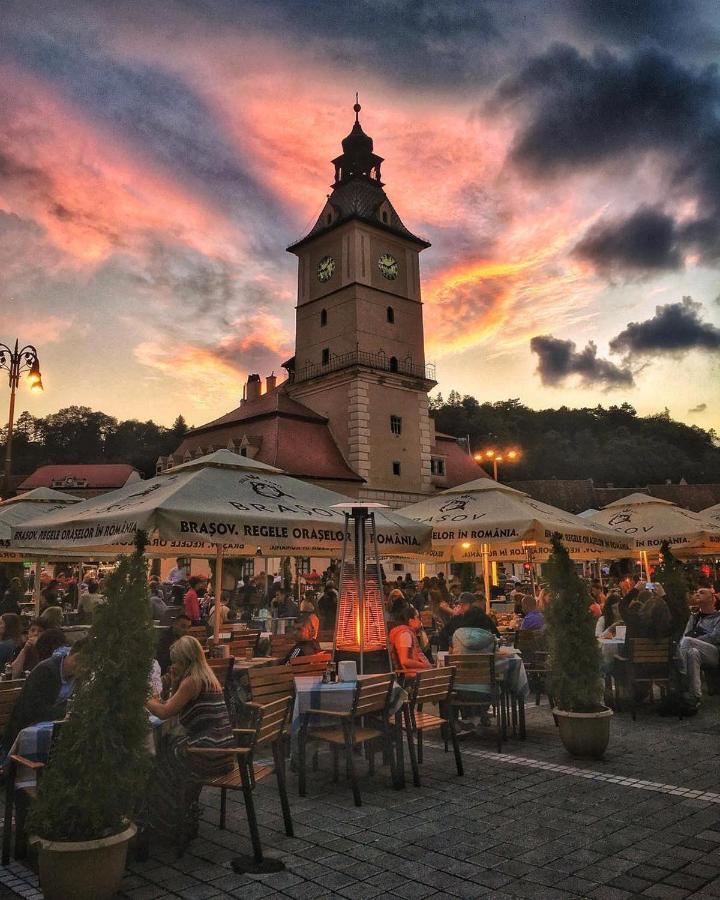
<box><xmin>180</xmin><ymin>689</ymin><xmax>235</xmax><ymax>777</ymax></box>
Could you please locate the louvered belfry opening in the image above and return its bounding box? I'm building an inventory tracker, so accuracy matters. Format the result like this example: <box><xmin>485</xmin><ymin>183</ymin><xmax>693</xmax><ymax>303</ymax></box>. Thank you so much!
<box><xmin>333</xmin><ymin>507</ymin><xmax>391</xmax><ymax>674</ymax></box>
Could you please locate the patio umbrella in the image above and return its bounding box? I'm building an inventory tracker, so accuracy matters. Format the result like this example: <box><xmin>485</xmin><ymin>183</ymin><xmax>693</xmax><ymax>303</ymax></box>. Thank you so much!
<box><xmin>700</xmin><ymin>503</ymin><xmax>720</xmax><ymax>527</ymax></box>
<box><xmin>13</xmin><ymin>450</ymin><xmax>431</xmax><ymax>640</ymax></box>
<box><xmin>398</xmin><ymin>479</ymin><xmax>634</xmax><ymax>606</ymax></box>
<box><xmin>0</xmin><ymin>487</ymin><xmax>80</xmax><ymax>562</ymax></box>
<box><xmin>589</xmin><ymin>493</ymin><xmax>720</xmax><ymax>577</ymax></box>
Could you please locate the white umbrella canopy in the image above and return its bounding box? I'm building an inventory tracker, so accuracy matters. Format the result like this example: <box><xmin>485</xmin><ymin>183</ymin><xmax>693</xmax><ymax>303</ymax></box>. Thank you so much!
<box><xmin>398</xmin><ymin>478</ymin><xmax>634</xmax><ymax>563</ymax></box>
<box><xmin>590</xmin><ymin>493</ymin><xmax>720</xmax><ymax>557</ymax></box>
<box><xmin>700</xmin><ymin>503</ymin><xmax>720</xmax><ymax>527</ymax></box>
<box><xmin>0</xmin><ymin>488</ymin><xmax>81</xmax><ymax>562</ymax></box>
<box><xmin>12</xmin><ymin>450</ymin><xmax>431</xmax><ymax>558</ymax></box>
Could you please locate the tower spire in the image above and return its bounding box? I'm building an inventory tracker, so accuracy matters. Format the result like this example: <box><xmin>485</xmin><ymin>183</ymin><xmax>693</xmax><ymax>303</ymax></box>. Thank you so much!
<box><xmin>354</xmin><ymin>92</ymin><xmax>360</xmax><ymax>123</ymax></box>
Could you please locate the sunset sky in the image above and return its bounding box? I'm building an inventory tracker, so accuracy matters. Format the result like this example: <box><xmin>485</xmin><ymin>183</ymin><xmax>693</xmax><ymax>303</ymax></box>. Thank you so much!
<box><xmin>1</xmin><ymin>0</ymin><xmax>719</xmax><ymax>432</ymax></box>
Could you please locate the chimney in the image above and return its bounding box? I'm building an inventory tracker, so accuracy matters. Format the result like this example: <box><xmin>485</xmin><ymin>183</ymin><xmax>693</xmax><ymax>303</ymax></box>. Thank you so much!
<box><xmin>244</xmin><ymin>373</ymin><xmax>261</xmax><ymax>403</ymax></box>
<box><xmin>265</xmin><ymin>372</ymin><xmax>277</xmax><ymax>393</ymax></box>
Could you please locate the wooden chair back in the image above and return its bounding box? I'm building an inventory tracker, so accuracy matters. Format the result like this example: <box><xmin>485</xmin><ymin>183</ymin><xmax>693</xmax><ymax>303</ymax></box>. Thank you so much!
<box><xmin>0</xmin><ymin>688</ymin><xmax>22</xmax><ymax>729</ymax></box>
<box><xmin>352</xmin><ymin>673</ymin><xmax>394</xmax><ymax>717</ymax></box>
<box><xmin>627</xmin><ymin>637</ymin><xmax>672</xmax><ymax>664</ymax></box>
<box><xmin>0</xmin><ymin>680</ymin><xmax>27</xmax><ymax>692</ymax></box>
<box><xmin>207</xmin><ymin>657</ymin><xmax>234</xmax><ymax>686</ymax></box>
<box><xmin>251</xmin><ymin>695</ymin><xmax>293</xmax><ymax>748</ymax></box>
<box><xmin>288</xmin><ymin>652</ymin><xmax>331</xmax><ymax>676</ymax></box>
<box><xmin>514</xmin><ymin>629</ymin><xmax>547</xmax><ymax>668</ymax></box>
<box><xmin>317</xmin><ymin>629</ymin><xmax>334</xmax><ymax>644</ymax></box>
<box><xmin>229</xmin><ymin>631</ymin><xmax>260</xmax><ymax>657</ymax></box>
<box><xmin>409</xmin><ymin>667</ymin><xmax>455</xmax><ymax>706</ymax></box>
<box><xmin>187</xmin><ymin>626</ymin><xmax>208</xmax><ymax>644</ymax></box>
<box><xmin>247</xmin><ymin>665</ymin><xmax>295</xmax><ymax>706</ymax></box>
<box><xmin>447</xmin><ymin>653</ymin><xmax>497</xmax><ymax>689</ymax></box>
<box><xmin>269</xmin><ymin>634</ymin><xmax>295</xmax><ymax>658</ymax></box>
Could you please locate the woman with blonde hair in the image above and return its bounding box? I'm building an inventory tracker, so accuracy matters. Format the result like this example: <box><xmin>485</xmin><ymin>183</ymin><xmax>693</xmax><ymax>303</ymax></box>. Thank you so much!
<box><xmin>145</xmin><ymin>636</ymin><xmax>235</xmax><ymax>845</ymax></box>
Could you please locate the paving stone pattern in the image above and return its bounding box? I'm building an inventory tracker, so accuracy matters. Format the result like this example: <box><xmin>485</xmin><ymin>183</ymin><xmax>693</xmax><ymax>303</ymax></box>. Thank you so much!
<box><xmin>3</xmin><ymin>698</ymin><xmax>720</xmax><ymax>898</ymax></box>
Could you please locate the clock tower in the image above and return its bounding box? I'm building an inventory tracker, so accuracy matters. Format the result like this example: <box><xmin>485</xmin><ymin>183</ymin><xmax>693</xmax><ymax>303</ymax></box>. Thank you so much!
<box><xmin>286</xmin><ymin>101</ymin><xmax>437</xmax><ymax>502</ymax></box>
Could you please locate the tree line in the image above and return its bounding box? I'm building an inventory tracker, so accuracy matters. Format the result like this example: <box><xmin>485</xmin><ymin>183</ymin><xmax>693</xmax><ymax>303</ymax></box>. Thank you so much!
<box><xmin>3</xmin><ymin>397</ymin><xmax>719</xmax><ymax>486</ymax></box>
<box><xmin>430</xmin><ymin>394</ymin><xmax>720</xmax><ymax>486</ymax></box>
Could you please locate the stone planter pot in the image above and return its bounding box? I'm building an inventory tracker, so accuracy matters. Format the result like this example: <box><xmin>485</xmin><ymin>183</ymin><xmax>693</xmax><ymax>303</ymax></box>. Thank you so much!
<box><xmin>553</xmin><ymin>706</ymin><xmax>612</xmax><ymax>759</ymax></box>
<box><xmin>31</xmin><ymin>822</ymin><xmax>136</xmax><ymax>900</ymax></box>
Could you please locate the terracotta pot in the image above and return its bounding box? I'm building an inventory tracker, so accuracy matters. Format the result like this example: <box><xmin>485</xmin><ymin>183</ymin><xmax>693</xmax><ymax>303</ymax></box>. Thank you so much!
<box><xmin>553</xmin><ymin>706</ymin><xmax>612</xmax><ymax>759</ymax></box>
<box><xmin>31</xmin><ymin>823</ymin><xmax>136</xmax><ymax>900</ymax></box>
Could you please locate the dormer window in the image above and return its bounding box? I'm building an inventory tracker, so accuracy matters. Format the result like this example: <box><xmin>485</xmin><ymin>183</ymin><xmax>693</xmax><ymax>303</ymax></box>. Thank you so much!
<box><xmin>387</xmin><ymin>306</ymin><xmax>395</xmax><ymax>324</ymax></box>
<box><xmin>320</xmin><ymin>308</ymin><xmax>327</xmax><ymax>326</ymax></box>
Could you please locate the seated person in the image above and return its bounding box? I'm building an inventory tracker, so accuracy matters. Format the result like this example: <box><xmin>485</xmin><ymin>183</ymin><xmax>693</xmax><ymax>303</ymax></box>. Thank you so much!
<box><xmin>679</xmin><ymin>588</ymin><xmax>720</xmax><ymax>706</ymax></box>
<box><xmin>77</xmin><ymin>580</ymin><xmax>104</xmax><ymax>622</ymax></box>
<box><xmin>519</xmin><ymin>594</ymin><xmax>544</xmax><ymax>631</ymax></box>
<box><xmin>156</xmin><ymin>614</ymin><xmax>192</xmax><ymax>675</ymax></box>
<box><xmin>596</xmin><ymin>591</ymin><xmax>622</xmax><ymax>638</ymax></box>
<box><xmin>0</xmin><ymin>613</ymin><xmax>25</xmax><ymax>667</ymax></box>
<box><xmin>145</xmin><ymin>636</ymin><xmax>235</xmax><ymax>840</ymax></box>
<box><xmin>317</xmin><ymin>583</ymin><xmax>338</xmax><ymax>629</ymax></box>
<box><xmin>10</xmin><ymin>620</ymin><xmax>44</xmax><ymax>678</ymax></box>
<box><xmin>451</xmin><ymin>606</ymin><xmax>498</xmax><ymax>655</ymax></box>
<box><xmin>149</xmin><ymin>582</ymin><xmax>169</xmax><ymax>621</ymax></box>
<box><xmin>2</xmin><ymin>638</ymin><xmax>83</xmax><ymax>751</ymax></box>
<box><xmin>619</xmin><ymin>589</ymin><xmax>671</xmax><ymax>640</ymax></box>
<box><xmin>39</xmin><ymin>605</ymin><xmax>64</xmax><ymax>630</ymax></box>
<box><xmin>282</xmin><ymin>616</ymin><xmax>322</xmax><ymax>663</ymax></box>
<box><xmin>388</xmin><ymin>605</ymin><xmax>431</xmax><ymax>672</ymax></box>
<box><xmin>0</xmin><ymin>578</ymin><xmax>23</xmax><ymax>616</ymax></box>
<box><xmin>299</xmin><ymin>598</ymin><xmax>320</xmax><ymax>639</ymax></box>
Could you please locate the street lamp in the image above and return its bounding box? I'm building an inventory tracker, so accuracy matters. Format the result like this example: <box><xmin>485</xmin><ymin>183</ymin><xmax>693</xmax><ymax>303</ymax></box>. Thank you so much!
<box><xmin>473</xmin><ymin>447</ymin><xmax>521</xmax><ymax>481</ymax></box>
<box><xmin>0</xmin><ymin>340</ymin><xmax>42</xmax><ymax>498</ymax></box>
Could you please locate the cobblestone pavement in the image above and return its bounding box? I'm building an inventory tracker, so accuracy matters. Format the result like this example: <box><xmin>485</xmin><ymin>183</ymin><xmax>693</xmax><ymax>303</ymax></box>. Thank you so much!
<box><xmin>3</xmin><ymin>697</ymin><xmax>720</xmax><ymax>899</ymax></box>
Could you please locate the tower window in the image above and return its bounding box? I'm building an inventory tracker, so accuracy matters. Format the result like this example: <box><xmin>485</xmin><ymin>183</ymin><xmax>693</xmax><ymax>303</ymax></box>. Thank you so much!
<box><xmin>390</xmin><ymin>415</ymin><xmax>402</xmax><ymax>436</ymax></box>
<box><xmin>322</xmin><ymin>348</ymin><xmax>330</xmax><ymax>366</ymax></box>
<box><xmin>326</xmin><ymin>213</ymin><xmax>332</xmax><ymax>224</ymax></box>
<box><xmin>392</xmin><ymin>461</ymin><xmax>401</xmax><ymax>476</ymax></box>
<box><xmin>382</xmin><ymin>211</ymin><xmax>388</xmax><ymax>223</ymax></box>
<box><xmin>389</xmin><ymin>356</ymin><xmax>398</xmax><ymax>372</ymax></box>
<box><xmin>387</xmin><ymin>306</ymin><xmax>395</xmax><ymax>323</ymax></box>
<box><xmin>431</xmin><ymin>457</ymin><xmax>446</xmax><ymax>476</ymax></box>
<box><xmin>320</xmin><ymin>308</ymin><xmax>327</xmax><ymax>326</ymax></box>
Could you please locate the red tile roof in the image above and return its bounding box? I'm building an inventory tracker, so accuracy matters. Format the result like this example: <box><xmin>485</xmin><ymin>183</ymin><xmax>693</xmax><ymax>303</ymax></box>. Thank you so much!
<box><xmin>190</xmin><ymin>390</ymin><xmax>325</xmax><ymax>435</ymax></box>
<box><xmin>19</xmin><ymin>464</ymin><xmax>139</xmax><ymax>490</ymax></box>
<box><xmin>432</xmin><ymin>433</ymin><xmax>489</xmax><ymax>486</ymax></box>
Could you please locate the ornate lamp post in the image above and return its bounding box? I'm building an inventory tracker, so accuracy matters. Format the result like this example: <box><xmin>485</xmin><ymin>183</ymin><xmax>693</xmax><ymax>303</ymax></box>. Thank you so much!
<box><xmin>473</xmin><ymin>447</ymin><xmax>521</xmax><ymax>481</ymax></box>
<box><xmin>0</xmin><ymin>340</ymin><xmax>42</xmax><ymax>498</ymax></box>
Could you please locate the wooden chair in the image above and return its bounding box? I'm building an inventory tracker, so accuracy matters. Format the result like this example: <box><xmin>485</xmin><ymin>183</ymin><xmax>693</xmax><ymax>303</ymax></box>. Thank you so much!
<box><xmin>401</xmin><ymin>667</ymin><xmax>461</xmax><ymax>787</ymax></box>
<box><xmin>0</xmin><ymin>680</ymin><xmax>27</xmax><ymax>693</ymax></box>
<box><xmin>0</xmin><ymin>686</ymin><xmax>23</xmax><ymax>731</ymax></box>
<box><xmin>514</xmin><ymin>629</ymin><xmax>551</xmax><ymax>706</ymax></box>
<box><xmin>247</xmin><ymin>665</ymin><xmax>295</xmax><ymax>707</ymax></box>
<box><xmin>298</xmin><ymin>673</ymin><xmax>395</xmax><ymax>806</ymax></box>
<box><xmin>269</xmin><ymin>634</ymin><xmax>295</xmax><ymax>659</ymax></box>
<box><xmin>317</xmin><ymin>629</ymin><xmax>335</xmax><ymax>644</ymax></box>
<box><xmin>188</xmin><ymin>696</ymin><xmax>294</xmax><ymax>867</ymax></box>
<box><xmin>207</xmin><ymin>657</ymin><xmax>235</xmax><ymax>687</ymax></box>
<box><xmin>229</xmin><ymin>631</ymin><xmax>261</xmax><ymax>658</ymax></box>
<box><xmin>2</xmin><ymin>719</ymin><xmax>63</xmax><ymax>863</ymax></box>
<box><xmin>447</xmin><ymin>654</ymin><xmax>505</xmax><ymax>752</ymax></box>
<box><xmin>613</xmin><ymin>637</ymin><xmax>673</xmax><ymax>720</ymax></box>
<box><xmin>287</xmin><ymin>652</ymin><xmax>331</xmax><ymax>676</ymax></box>
<box><xmin>187</xmin><ymin>625</ymin><xmax>208</xmax><ymax>644</ymax></box>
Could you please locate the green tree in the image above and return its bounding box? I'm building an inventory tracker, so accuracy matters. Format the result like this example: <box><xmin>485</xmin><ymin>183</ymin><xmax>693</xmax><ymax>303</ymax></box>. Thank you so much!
<box><xmin>544</xmin><ymin>534</ymin><xmax>603</xmax><ymax>712</ymax></box>
<box><xmin>654</xmin><ymin>541</ymin><xmax>691</xmax><ymax>638</ymax></box>
<box><xmin>29</xmin><ymin>534</ymin><xmax>155</xmax><ymax>841</ymax></box>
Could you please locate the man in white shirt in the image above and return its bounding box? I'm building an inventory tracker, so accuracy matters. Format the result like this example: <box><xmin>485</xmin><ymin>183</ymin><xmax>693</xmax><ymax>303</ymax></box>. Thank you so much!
<box><xmin>167</xmin><ymin>558</ymin><xmax>186</xmax><ymax>584</ymax></box>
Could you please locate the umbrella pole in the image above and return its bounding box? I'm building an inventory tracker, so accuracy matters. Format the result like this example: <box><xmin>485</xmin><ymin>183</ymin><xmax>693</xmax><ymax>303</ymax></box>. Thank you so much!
<box><xmin>34</xmin><ymin>559</ymin><xmax>44</xmax><ymax>616</ymax></box>
<box><xmin>641</xmin><ymin>550</ymin><xmax>651</xmax><ymax>582</ymax></box>
<box><xmin>481</xmin><ymin>543</ymin><xmax>491</xmax><ymax>614</ymax></box>
<box><xmin>214</xmin><ymin>545</ymin><xmax>224</xmax><ymax>645</ymax></box>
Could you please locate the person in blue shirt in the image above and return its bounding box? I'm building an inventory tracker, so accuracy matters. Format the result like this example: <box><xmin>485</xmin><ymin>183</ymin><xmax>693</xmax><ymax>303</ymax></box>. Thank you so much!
<box><xmin>519</xmin><ymin>595</ymin><xmax>545</xmax><ymax>631</ymax></box>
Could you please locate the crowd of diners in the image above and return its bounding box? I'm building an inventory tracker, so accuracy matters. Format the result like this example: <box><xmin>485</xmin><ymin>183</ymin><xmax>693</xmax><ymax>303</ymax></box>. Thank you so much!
<box><xmin>0</xmin><ymin>556</ymin><xmax>719</xmax><ymax>844</ymax></box>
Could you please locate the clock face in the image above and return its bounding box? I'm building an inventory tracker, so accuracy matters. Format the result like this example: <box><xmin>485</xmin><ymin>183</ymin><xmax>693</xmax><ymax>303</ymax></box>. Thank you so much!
<box><xmin>317</xmin><ymin>255</ymin><xmax>336</xmax><ymax>283</ymax></box>
<box><xmin>378</xmin><ymin>253</ymin><xmax>399</xmax><ymax>280</ymax></box>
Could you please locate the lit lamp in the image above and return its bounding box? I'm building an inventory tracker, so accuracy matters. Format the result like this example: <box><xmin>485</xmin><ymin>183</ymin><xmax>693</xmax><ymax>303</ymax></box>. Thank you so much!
<box><xmin>473</xmin><ymin>447</ymin><xmax>521</xmax><ymax>481</ymax></box>
<box><xmin>0</xmin><ymin>339</ymin><xmax>42</xmax><ymax>499</ymax></box>
<box><xmin>331</xmin><ymin>503</ymin><xmax>391</xmax><ymax>674</ymax></box>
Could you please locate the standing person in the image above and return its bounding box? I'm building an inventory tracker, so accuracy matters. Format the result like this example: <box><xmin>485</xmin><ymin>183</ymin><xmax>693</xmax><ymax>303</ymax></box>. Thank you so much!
<box><xmin>167</xmin><ymin>558</ymin><xmax>187</xmax><ymax>585</ymax></box>
<box><xmin>183</xmin><ymin>577</ymin><xmax>202</xmax><ymax>623</ymax></box>
<box><xmin>0</xmin><ymin>578</ymin><xmax>23</xmax><ymax>615</ymax></box>
<box><xmin>149</xmin><ymin>582</ymin><xmax>169</xmax><ymax>621</ymax></box>
<box><xmin>273</xmin><ymin>589</ymin><xmax>299</xmax><ymax>619</ymax></box>
<box><xmin>317</xmin><ymin>582</ymin><xmax>338</xmax><ymax>630</ymax></box>
<box><xmin>146</xmin><ymin>636</ymin><xmax>234</xmax><ymax>843</ymax></box>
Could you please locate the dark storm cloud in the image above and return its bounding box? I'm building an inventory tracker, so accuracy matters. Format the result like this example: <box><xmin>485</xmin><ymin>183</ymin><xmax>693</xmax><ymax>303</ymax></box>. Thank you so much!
<box><xmin>494</xmin><ymin>45</ymin><xmax>718</xmax><ymax>175</ymax></box>
<box><xmin>689</xmin><ymin>403</ymin><xmax>707</xmax><ymax>413</ymax></box>
<box><xmin>609</xmin><ymin>297</ymin><xmax>720</xmax><ymax>356</ymax></box>
<box><xmin>574</xmin><ymin>207</ymin><xmax>682</xmax><ymax>273</ymax></box>
<box><xmin>530</xmin><ymin>335</ymin><xmax>634</xmax><ymax>389</ymax></box>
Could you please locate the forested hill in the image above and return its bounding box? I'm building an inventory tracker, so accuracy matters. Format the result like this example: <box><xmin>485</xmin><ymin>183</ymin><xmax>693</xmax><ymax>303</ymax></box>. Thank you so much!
<box><xmin>430</xmin><ymin>395</ymin><xmax>720</xmax><ymax>486</ymax></box>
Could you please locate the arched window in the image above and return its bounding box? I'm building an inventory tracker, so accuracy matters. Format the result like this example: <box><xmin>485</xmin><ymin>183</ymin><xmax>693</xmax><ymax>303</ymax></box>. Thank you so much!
<box><xmin>389</xmin><ymin>356</ymin><xmax>398</xmax><ymax>372</ymax></box>
<box><xmin>320</xmin><ymin>308</ymin><xmax>327</xmax><ymax>326</ymax></box>
<box><xmin>382</xmin><ymin>211</ymin><xmax>388</xmax><ymax>223</ymax></box>
<box><xmin>326</xmin><ymin>213</ymin><xmax>332</xmax><ymax>224</ymax></box>
<box><xmin>387</xmin><ymin>306</ymin><xmax>395</xmax><ymax>324</ymax></box>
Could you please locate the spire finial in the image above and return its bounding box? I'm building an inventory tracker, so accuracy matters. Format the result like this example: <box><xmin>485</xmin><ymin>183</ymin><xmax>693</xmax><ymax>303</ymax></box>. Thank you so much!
<box><xmin>353</xmin><ymin>92</ymin><xmax>361</xmax><ymax>122</ymax></box>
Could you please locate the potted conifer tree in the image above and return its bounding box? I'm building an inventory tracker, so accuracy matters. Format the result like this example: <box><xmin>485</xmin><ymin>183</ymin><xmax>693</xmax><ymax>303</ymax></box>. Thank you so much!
<box><xmin>654</xmin><ymin>541</ymin><xmax>690</xmax><ymax>639</ymax></box>
<box><xmin>28</xmin><ymin>534</ymin><xmax>155</xmax><ymax>900</ymax></box>
<box><xmin>545</xmin><ymin>534</ymin><xmax>612</xmax><ymax>758</ymax></box>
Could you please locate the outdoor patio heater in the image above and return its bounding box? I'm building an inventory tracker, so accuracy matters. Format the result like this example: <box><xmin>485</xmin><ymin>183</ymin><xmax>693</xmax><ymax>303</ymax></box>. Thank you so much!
<box><xmin>331</xmin><ymin>504</ymin><xmax>392</xmax><ymax>674</ymax></box>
